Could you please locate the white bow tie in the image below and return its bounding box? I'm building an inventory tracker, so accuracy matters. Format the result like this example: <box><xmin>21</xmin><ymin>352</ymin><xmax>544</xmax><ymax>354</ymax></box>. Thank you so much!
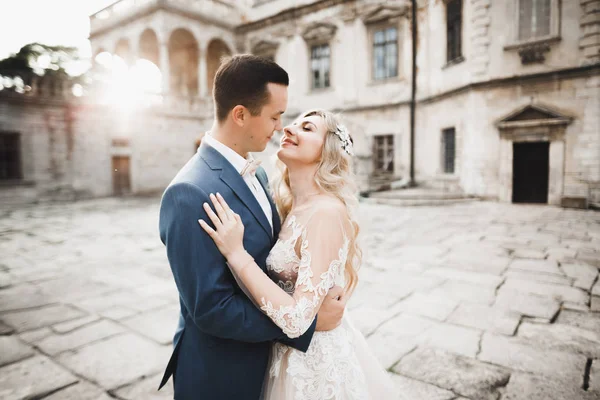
<box><xmin>240</xmin><ymin>159</ymin><xmax>262</xmax><ymax>178</ymax></box>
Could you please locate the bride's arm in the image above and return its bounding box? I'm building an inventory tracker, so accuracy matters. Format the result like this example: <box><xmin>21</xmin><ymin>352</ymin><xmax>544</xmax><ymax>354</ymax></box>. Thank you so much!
<box><xmin>200</xmin><ymin>193</ymin><xmax>349</xmax><ymax>339</ymax></box>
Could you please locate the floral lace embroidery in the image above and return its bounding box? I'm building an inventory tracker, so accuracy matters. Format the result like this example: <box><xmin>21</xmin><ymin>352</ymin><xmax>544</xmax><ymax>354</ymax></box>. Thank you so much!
<box><xmin>260</xmin><ymin>218</ymin><xmax>349</xmax><ymax>339</ymax></box>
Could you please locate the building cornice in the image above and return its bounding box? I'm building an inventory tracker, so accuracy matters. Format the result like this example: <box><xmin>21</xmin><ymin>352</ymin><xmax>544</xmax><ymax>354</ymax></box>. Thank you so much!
<box><xmin>236</xmin><ymin>0</ymin><xmax>353</xmax><ymax>34</ymax></box>
<box><xmin>337</xmin><ymin>64</ymin><xmax>600</xmax><ymax>113</ymax></box>
<box><xmin>90</xmin><ymin>1</ymin><xmax>237</xmax><ymax>39</ymax></box>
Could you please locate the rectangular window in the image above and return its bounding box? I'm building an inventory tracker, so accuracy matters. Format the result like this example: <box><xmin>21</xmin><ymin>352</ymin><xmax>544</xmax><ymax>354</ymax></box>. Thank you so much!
<box><xmin>518</xmin><ymin>0</ymin><xmax>551</xmax><ymax>41</ymax></box>
<box><xmin>0</xmin><ymin>132</ymin><xmax>22</xmax><ymax>180</ymax></box>
<box><xmin>442</xmin><ymin>128</ymin><xmax>456</xmax><ymax>174</ymax></box>
<box><xmin>373</xmin><ymin>135</ymin><xmax>394</xmax><ymax>173</ymax></box>
<box><xmin>373</xmin><ymin>27</ymin><xmax>398</xmax><ymax>80</ymax></box>
<box><xmin>311</xmin><ymin>44</ymin><xmax>330</xmax><ymax>89</ymax></box>
<box><xmin>446</xmin><ymin>0</ymin><xmax>462</xmax><ymax>62</ymax></box>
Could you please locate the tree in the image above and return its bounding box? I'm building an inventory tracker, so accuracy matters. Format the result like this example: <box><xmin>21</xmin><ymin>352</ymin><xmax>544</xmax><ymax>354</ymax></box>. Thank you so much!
<box><xmin>0</xmin><ymin>42</ymin><xmax>86</xmax><ymax>93</ymax></box>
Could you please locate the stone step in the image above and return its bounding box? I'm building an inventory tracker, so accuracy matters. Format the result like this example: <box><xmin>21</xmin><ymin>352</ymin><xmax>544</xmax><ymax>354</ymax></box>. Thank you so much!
<box><xmin>360</xmin><ymin>196</ymin><xmax>480</xmax><ymax>207</ymax></box>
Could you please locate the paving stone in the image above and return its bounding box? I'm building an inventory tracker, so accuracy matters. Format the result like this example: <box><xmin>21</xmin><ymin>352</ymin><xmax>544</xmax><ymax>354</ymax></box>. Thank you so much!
<box><xmin>0</xmin><ymin>355</ymin><xmax>77</xmax><ymax>400</ymax></box>
<box><xmin>562</xmin><ymin>302</ymin><xmax>590</xmax><ymax>312</ymax></box>
<box><xmin>495</xmin><ymin>288</ymin><xmax>560</xmax><ymax>319</ymax></box>
<box><xmin>57</xmin><ymin>333</ymin><xmax>171</xmax><ymax>389</ymax></box>
<box><xmin>366</xmin><ymin>331</ymin><xmax>417</xmax><ymax>370</ymax></box>
<box><xmin>52</xmin><ymin>315</ymin><xmax>100</xmax><ymax>333</ymax></box>
<box><xmin>591</xmin><ymin>359</ymin><xmax>600</xmax><ymax>393</ymax></box>
<box><xmin>546</xmin><ymin>248</ymin><xmax>578</xmax><ymax>262</ymax></box>
<box><xmin>591</xmin><ymin>296</ymin><xmax>600</xmax><ymax>312</ymax></box>
<box><xmin>35</xmin><ymin>319</ymin><xmax>126</xmax><ymax>356</ymax></box>
<box><xmin>505</xmin><ymin>270</ymin><xmax>573</xmax><ymax>285</ymax></box>
<box><xmin>1</xmin><ymin>304</ymin><xmax>87</xmax><ymax>332</ymax></box>
<box><xmin>561</xmin><ymin>263</ymin><xmax>598</xmax><ymax>292</ymax></box>
<box><xmin>0</xmin><ymin>284</ymin><xmax>52</xmax><ymax>312</ymax></box>
<box><xmin>448</xmin><ymin>304</ymin><xmax>521</xmax><ymax>335</ymax></box>
<box><xmin>508</xmin><ymin>259</ymin><xmax>562</xmax><ymax>275</ymax></box>
<box><xmin>376</xmin><ymin>313</ymin><xmax>435</xmax><ymax>338</ymax></box>
<box><xmin>18</xmin><ymin>327</ymin><xmax>52</xmax><ymax>343</ymax></box>
<box><xmin>517</xmin><ymin>321</ymin><xmax>600</xmax><ymax>358</ymax></box>
<box><xmin>593</xmin><ymin>281</ymin><xmax>600</xmax><ymax>297</ymax></box>
<box><xmin>389</xmin><ymin>373</ymin><xmax>456</xmax><ymax>400</ymax></box>
<box><xmin>113</xmin><ymin>372</ymin><xmax>175</xmax><ymax>400</ymax></box>
<box><xmin>427</xmin><ymin>281</ymin><xmax>497</xmax><ymax>305</ymax></box>
<box><xmin>393</xmin><ymin>292</ymin><xmax>458</xmax><ymax>321</ymax></box>
<box><xmin>512</xmin><ymin>248</ymin><xmax>546</xmax><ymax>259</ymax></box>
<box><xmin>121</xmin><ymin>305</ymin><xmax>179</xmax><ymax>345</ymax></box>
<box><xmin>479</xmin><ymin>333</ymin><xmax>586</xmax><ymax>380</ymax></box>
<box><xmin>502</xmin><ymin>278</ymin><xmax>589</xmax><ymax>304</ymax></box>
<box><xmin>442</xmin><ymin>255</ymin><xmax>510</xmax><ymax>275</ymax></box>
<box><xmin>424</xmin><ymin>267</ymin><xmax>503</xmax><ymax>287</ymax></box>
<box><xmin>504</xmin><ymin>372</ymin><xmax>599</xmax><ymax>400</ymax></box>
<box><xmin>0</xmin><ymin>336</ymin><xmax>34</xmax><ymax>367</ymax></box>
<box><xmin>577</xmin><ymin>252</ymin><xmax>600</xmax><ymax>268</ymax></box>
<box><xmin>394</xmin><ymin>347</ymin><xmax>510</xmax><ymax>400</ymax></box>
<box><xmin>0</xmin><ymin>321</ymin><xmax>14</xmax><ymax>335</ymax></box>
<box><xmin>42</xmin><ymin>381</ymin><xmax>113</xmax><ymax>400</ymax></box>
<box><xmin>99</xmin><ymin>306</ymin><xmax>138</xmax><ymax>320</ymax></box>
<box><xmin>350</xmin><ymin>306</ymin><xmax>398</xmax><ymax>336</ymax></box>
<box><xmin>418</xmin><ymin>322</ymin><xmax>481</xmax><ymax>357</ymax></box>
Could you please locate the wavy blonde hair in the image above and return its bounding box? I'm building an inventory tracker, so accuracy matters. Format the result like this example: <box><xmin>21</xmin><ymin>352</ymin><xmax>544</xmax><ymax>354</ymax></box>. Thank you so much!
<box><xmin>272</xmin><ymin>109</ymin><xmax>362</xmax><ymax>296</ymax></box>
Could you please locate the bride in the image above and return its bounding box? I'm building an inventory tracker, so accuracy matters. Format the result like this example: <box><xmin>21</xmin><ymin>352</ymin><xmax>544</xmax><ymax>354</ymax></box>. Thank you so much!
<box><xmin>199</xmin><ymin>109</ymin><xmax>398</xmax><ymax>399</ymax></box>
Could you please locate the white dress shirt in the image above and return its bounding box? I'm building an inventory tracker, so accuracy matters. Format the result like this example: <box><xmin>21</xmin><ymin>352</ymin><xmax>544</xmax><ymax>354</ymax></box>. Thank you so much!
<box><xmin>203</xmin><ymin>134</ymin><xmax>273</xmax><ymax>232</ymax></box>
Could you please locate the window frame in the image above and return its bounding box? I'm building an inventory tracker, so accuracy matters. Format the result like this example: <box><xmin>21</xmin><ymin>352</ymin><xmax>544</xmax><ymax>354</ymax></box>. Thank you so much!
<box><xmin>441</xmin><ymin>127</ymin><xmax>456</xmax><ymax>175</ymax></box>
<box><xmin>368</xmin><ymin>20</ymin><xmax>401</xmax><ymax>82</ymax></box>
<box><xmin>309</xmin><ymin>42</ymin><xmax>331</xmax><ymax>91</ymax></box>
<box><xmin>445</xmin><ymin>0</ymin><xmax>464</xmax><ymax>65</ymax></box>
<box><xmin>509</xmin><ymin>0</ymin><xmax>561</xmax><ymax>46</ymax></box>
<box><xmin>372</xmin><ymin>134</ymin><xmax>395</xmax><ymax>175</ymax></box>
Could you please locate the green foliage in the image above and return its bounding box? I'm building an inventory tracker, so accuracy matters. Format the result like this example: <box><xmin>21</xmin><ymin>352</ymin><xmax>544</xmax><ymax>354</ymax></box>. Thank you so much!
<box><xmin>0</xmin><ymin>42</ymin><xmax>84</xmax><ymax>86</ymax></box>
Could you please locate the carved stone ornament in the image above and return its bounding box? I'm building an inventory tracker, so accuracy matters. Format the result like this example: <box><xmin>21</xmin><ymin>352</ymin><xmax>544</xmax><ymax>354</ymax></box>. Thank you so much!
<box><xmin>251</xmin><ymin>39</ymin><xmax>279</xmax><ymax>55</ymax></box>
<box><xmin>517</xmin><ymin>42</ymin><xmax>551</xmax><ymax>64</ymax></box>
<box><xmin>302</xmin><ymin>22</ymin><xmax>338</xmax><ymax>43</ymax></box>
<box><xmin>361</xmin><ymin>5</ymin><xmax>408</xmax><ymax>24</ymax></box>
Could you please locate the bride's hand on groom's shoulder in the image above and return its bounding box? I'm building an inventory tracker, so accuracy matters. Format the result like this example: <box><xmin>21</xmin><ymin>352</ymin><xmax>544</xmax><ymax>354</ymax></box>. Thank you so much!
<box><xmin>198</xmin><ymin>192</ymin><xmax>246</xmax><ymax>261</ymax></box>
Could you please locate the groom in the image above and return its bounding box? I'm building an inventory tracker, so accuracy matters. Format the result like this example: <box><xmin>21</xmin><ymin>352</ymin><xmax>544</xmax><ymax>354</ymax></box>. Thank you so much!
<box><xmin>158</xmin><ymin>55</ymin><xmax>347</xmax><ymax>399</ymax></box>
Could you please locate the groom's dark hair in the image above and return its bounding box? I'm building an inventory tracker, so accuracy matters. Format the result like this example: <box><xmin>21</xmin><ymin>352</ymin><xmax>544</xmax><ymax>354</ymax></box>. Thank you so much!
<box><xmin>213</xmin><ymin>54</ymin><xmax>289</xmax><ymax>123</ymax></box>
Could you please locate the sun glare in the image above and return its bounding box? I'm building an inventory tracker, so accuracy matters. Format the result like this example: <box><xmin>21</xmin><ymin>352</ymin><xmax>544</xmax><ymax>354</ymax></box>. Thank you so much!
<box><xmin>93</xmin><ymin>52</ymin><xmax>162</xmax><ymax>109</ymax></box>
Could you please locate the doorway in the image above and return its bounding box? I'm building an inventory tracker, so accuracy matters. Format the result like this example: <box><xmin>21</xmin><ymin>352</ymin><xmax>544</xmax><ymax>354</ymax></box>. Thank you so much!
<box><xmin>112</xmin><ymin>156</ymin><xmax>131</xmax><ymax>195</ymax></box>
<box><xmin>512</xmin><ymin>141</ymin><xmax>549</xmax><ymax>203</ymax></box>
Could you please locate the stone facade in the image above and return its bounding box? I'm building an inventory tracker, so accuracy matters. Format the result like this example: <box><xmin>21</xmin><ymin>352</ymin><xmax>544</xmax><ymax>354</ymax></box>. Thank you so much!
<box><xmin>1</xmin><ymin>0</ymin><xmax>599</xmax><ymax>206</ymax></box>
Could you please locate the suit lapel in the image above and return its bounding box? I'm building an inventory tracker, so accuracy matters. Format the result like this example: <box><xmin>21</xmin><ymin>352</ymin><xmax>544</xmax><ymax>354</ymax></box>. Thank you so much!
<box><xmin>199</xmin><ymin>144</ymin><xmax>273</xmax><ymax>240</ymax></box>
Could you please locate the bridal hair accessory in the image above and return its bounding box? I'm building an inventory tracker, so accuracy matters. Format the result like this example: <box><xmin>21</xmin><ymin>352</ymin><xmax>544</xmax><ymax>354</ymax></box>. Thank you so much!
<box><xmin>334</xmin><ymin>124</ymin><xmax>354</xmax><ymax>156</ymax></box>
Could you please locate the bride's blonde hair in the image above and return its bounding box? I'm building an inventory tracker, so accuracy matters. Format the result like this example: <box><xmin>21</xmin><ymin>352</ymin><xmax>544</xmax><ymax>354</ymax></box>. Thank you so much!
<box><xmin>272</xmin><ymin>109</ymin><xmax>361</xmax><ymax>296</ymax></box>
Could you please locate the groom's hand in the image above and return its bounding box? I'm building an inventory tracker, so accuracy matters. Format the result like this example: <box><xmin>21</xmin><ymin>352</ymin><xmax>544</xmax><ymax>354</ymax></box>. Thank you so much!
<box><xmin>316</xmin><ymin>286</ymin><xmax>346</xmax><ymax>331</ymax></box>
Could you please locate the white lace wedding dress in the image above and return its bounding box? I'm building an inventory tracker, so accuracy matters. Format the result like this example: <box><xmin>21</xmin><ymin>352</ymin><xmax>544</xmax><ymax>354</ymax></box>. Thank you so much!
<box><xmin>258</xmin><ymin>203</ymin><xmax>398</xmax><ymax>400</ymax></box>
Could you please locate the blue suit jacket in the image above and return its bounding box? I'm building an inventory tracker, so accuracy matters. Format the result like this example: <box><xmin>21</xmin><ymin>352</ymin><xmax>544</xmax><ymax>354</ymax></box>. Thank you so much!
<box><xmin>158</xmin><ymin>143</ymin><xmax>316</xmax><ymax>399</ymax></box>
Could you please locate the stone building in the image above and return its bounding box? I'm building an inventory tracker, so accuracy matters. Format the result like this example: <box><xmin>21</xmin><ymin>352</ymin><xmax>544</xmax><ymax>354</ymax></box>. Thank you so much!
<box><xmin>1</xmin><ymin>0</ymin><xmax>599</xmax><ymax>207</ymax></box>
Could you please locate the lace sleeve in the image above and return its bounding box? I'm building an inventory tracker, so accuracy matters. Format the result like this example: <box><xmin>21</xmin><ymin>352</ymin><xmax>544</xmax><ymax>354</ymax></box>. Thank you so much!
<box><xmin>260</xmin><ymin>206</ymin><xmax>349</xmax><ymax>338</ymax></box>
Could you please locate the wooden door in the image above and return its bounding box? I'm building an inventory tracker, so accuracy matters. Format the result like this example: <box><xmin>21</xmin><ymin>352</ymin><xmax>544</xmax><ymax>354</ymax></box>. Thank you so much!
<box><xmin>112</xmin><ymin>156</ymin><xmax>131</xmax><ymax>195</ymax></box>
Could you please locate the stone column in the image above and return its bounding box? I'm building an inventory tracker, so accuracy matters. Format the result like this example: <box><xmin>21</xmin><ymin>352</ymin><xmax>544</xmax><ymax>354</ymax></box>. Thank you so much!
<box><xmin>548</xmin><ymin>139</ymin><xmax>565</xmax><ymax>206</ymax></box>
<box><xmin>160</xmin><ymin>42</ymin><xmax>170</xmax><ymax>95</ymax></box>
<box><xmin>199</xmin><ymin>47</ymin><xmax>208</xmax><ymax>97</ymax></box>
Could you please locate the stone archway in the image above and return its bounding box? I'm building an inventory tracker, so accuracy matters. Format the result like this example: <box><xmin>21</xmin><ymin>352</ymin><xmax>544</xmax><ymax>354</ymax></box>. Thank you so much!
<box><xmin>206</xmin><ymin>39</ymin><xmax>232</xmax><ymax>95</ymax></box>
<box><xmin>168</xmin><ymin>28</ymin><xmax>199</xmax><ymax>97</ymax></box>
<box><xmin>114</xmin><ymin>38</ymin><xmax>132</xmax><ymax>64</ymax></box>
<box><xmin>496</xmin><ymin>104</ymin><xmax>573</xmax><ymax>206</ymax></box>
<box><xmin>139</xmin><ymin>28</ymin><xmax>160</xmax><ymax>67</ymax></box>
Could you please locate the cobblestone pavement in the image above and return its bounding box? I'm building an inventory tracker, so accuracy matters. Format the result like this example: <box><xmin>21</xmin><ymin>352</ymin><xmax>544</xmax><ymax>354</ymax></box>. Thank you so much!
<box><xmin>1</xmin><ymin>197</ymin><xmax>599</xmax><ymax>400</ymax></box>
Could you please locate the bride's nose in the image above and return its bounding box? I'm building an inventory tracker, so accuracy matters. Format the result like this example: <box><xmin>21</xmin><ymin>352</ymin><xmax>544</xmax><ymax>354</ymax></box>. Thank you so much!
<box><xmin>283</xmin><ymin>126</ymin><xmax>295</xmax><ymax>136</ymax></box>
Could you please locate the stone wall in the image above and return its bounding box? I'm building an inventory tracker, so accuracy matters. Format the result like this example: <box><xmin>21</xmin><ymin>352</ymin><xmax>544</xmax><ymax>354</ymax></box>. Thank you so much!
<box><xmin>0</xmin><ymin>92</ymin><xmax>210</xmax><ymax>204</ymax></box>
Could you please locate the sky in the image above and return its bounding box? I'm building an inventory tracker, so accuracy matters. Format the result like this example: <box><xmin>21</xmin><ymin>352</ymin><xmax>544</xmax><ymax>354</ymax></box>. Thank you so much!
<box><xmin>0</xmin><ymin>0</ymin><xmax>117</xmax><ymax>60</ymax></box>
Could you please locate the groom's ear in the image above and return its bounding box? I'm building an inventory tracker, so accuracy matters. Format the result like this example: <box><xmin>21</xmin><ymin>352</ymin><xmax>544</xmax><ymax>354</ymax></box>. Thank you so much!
<box><xmin>231</xmin><ymin>105</ymin><xmax>247</xmax><ymax>127</ymax></box>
